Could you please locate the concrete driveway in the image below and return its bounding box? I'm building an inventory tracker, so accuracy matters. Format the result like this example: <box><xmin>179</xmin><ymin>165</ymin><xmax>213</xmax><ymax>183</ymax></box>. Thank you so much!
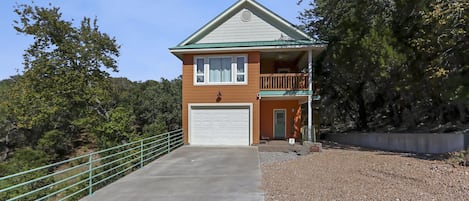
<box><xmin>82</xmin><ymin>146</ymin><xmax>264</xmax><ymax>201</ymax></box>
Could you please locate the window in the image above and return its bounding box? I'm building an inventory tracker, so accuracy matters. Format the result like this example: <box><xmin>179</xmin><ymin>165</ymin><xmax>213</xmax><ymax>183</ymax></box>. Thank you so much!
<box><xmin>209</xmin><ymin>57</ymin><xmax>232</xmax><ymax>82</ymax></box>
<box><xmin>194</xmin><ymin>55</ymin><xmax>247</xmax><ymax>85</ymax></box>
<box><xmin>236</xmin><ymin>57</ymin><xmax>245</xmax><ymax>82</ymax></box>
<box><xmin>196</xmin><ymin>58</ymin><xmax>204</xmax><ymax>83</ymax></box>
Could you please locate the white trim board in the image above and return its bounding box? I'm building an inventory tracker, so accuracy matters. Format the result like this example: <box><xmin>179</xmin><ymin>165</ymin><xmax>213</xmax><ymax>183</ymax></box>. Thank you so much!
<box><xmin>193</xmin><ymin>54</ymin><xmax>248</xmax><ymax>86</ymax></box>
<box><xmin>171</xmin><ymin>45</ymin><xmax>325</xmax><ymax>54</ymax></box>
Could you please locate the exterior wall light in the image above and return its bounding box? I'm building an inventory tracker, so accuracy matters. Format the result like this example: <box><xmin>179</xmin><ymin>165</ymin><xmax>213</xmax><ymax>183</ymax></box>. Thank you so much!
<box><xmin>216</xmin><ymin>91</ymin><xmax>222</xmax><ymax>102</ymax></box>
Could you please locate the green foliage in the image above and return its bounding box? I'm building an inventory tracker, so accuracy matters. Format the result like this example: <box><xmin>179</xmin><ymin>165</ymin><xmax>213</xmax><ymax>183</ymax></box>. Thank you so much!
<box><xmin>0</xmin><ymin>2</ymin><xmax>182</xmax><ymax>200</ymax></box>
<box><xmin>414</xmin><ymin>0</ymin><xmax>469</xmax><ymax>107</ymax></box>
<box><xmin>299</xmin><ymin>0</ymin><xmax>468</xmax><ymax>131</ymax></box>
<box><xmin>92</xmin><ymin>77</ymin><xmax>183</xmax><ymax>148</ymax></box>
<box><xmin>7</xmin><ymin>3</ymin><xmax>120</xmax><ymax>156</ymax></box>
<box><xmin>0</xmin><ymin>3</ymin><xmax>183</xmax><ymax>200</ymax></box>
<box><xmin>0</xmin><ymin>149</ymin><xmax>49</xmax><ymax>176</ymax></box>
<box><xmin>0</xmin><ymin>149</ymin><xmax>52</xmax><ymax>200</ymax></box>
<box><xmin>0</xmin><ymin>79</ymin><xmax>14</xmax><ymax>150</ymax></box>
<box><xmin>38</xmin><ymin>129</ymin><xmax>72</xmax><ymax>159</ymax></box>
<box><xmin>143</xmin><ymin>121</ymin><xmax>167</xmax><ymax>138</ymax></box>
<box><xmin>132</xmin><ymin>78</ymin><xmax>182</xmax><ymax>132</ymax></box>
<box><xmin>94</xmin><ymin>106</ymin><xmax>137</xmax><ymax>149</ymax></box>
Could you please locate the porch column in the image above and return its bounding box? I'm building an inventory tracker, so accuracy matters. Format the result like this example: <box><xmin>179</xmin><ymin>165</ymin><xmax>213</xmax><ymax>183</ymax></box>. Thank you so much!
<box><xmin>307</xmin><ymin>49</ymin><xmax>314</xmax><ymax>142</ymax></box>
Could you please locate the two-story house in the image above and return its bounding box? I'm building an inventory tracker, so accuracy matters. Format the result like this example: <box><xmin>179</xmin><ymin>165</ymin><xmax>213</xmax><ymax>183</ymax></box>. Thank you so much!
<box><xmin>170</xmin><ymin>0</ymin><xmax>326</xmax><ymax>145</ymax></box>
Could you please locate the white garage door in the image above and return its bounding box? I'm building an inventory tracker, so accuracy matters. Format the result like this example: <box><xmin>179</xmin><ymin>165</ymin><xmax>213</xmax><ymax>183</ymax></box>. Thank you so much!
<box><xmin>190</xmin><ymin>106</ymin><xmax>250</xmax><ymax>146</ymax></box>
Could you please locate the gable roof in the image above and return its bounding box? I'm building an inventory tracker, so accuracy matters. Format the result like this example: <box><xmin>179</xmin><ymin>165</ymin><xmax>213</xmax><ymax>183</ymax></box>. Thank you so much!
<box><xmin>170</xmin><ymin>0</ymin><xmax>325</xmax><ymax>55</ymax></box>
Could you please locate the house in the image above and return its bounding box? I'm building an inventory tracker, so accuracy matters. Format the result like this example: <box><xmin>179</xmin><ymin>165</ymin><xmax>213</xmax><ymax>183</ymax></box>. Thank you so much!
<box><xmin>169</xmin><ymin>0</ymin><xmax>326</xmax><ymax>145</ymax></box>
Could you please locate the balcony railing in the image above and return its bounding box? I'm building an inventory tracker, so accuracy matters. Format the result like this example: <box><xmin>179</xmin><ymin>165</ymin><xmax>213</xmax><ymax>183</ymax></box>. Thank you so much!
<box><xmin>260</xmin><ymin>73</ymin><xmax>309</xmax><ymax>90</ymax></box>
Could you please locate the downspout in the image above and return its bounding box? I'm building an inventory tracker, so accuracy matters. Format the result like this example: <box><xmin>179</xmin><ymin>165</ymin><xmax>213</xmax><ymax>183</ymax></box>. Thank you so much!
<box><xmin>307</xmin><ymin>49</ymin><xmax>314</xmax><ymax>142</ymax></box>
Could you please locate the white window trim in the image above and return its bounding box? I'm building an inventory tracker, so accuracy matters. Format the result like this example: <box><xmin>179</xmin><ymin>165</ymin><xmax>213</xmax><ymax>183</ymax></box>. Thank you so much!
<box><xmin>193</xmin><ymin>54</ymin><xmax>248</xmax><ymax>86</ymax></box>
<box><xmin>195</xmin><ymin>58</ymin><xmax>205</xmax><ymax>84</ymax></box>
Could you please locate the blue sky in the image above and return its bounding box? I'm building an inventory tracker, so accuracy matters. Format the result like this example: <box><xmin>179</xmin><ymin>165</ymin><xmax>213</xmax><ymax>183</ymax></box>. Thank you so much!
<box><xmin>0</xmin><ymin>0</ymin><xmax>309</xmax><ymax>81</ymax></box>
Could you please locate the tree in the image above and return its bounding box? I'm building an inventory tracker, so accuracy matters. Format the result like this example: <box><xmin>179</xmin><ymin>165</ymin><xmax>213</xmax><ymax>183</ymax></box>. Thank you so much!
<box><xmin>413</xmin><ymin>0</ymin><xmax>469</xmax><ymax>123</ymax></box>
<box><xmin>132</xmin><ymin>78</ymin><xmax>182</xmax><ymax>136</ymax></box>
<box><xmin>299</xmin><ymin>0</ymin><xmax>405</xmax><ymax>130</ymax></box>
<box><xmin>1</xmin><ymin>3</ymin><xmax>184</xmax><ymax>199</ymax></box>
<box><xmin>8</xmin><ymin>3</ymin><xmax>120</xmax><ymax>157</ymax></box>
<box><xmin>93</xmin><ymin>106</ymin><xmax>137</xmax><ymax>148</ymax></box>
<box><xmin>299</xmin><ymin>0</ymin><xmax>468</xmax><ymax>132</ymax></box>
<box><xmin>0</xmin><ymin>79</ymin><xmax>15</xmax><ymax>161</ymax></box>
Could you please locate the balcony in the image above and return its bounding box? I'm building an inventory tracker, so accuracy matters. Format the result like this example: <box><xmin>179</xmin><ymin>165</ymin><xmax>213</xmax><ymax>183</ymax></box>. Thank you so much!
<box><xmin>260</xmin><ymin>73</ymin><xmax>309</xmax><ymax>90</ymax></box>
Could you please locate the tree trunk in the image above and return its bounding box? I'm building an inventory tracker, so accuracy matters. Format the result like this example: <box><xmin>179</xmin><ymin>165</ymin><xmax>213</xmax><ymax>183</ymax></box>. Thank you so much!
<box><xmin>391</xmin><ymin>104</ymin><xmax>402</xmax><ymax>126</ymax></box>
<box><xmin>457</xmin><ymin>103</ymin><xmax>467</xmax><ymax>123</ymax></box>
<box><xmin>355</xmin><ymin>83</ymin><xmax>368</xmax><ymax>130</ymax></box>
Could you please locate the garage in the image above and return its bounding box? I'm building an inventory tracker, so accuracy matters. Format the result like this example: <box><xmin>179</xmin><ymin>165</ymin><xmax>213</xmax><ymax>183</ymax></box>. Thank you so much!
<box><xmin>189</xmin><ymin>105</ymin><xmax>251</xmax><ymax>146</ymax></box>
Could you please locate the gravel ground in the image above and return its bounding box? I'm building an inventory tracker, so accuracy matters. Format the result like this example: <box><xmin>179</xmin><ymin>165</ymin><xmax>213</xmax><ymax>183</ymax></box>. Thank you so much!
<box><xmin>260</xmin><ymin>152</ymin><xmax>300</xmax><ymax>165</ymax></box>
<box><xmin>261</xmin><ymin>142</ymin><xmax>469</xmax><ymax>201</ymax></box>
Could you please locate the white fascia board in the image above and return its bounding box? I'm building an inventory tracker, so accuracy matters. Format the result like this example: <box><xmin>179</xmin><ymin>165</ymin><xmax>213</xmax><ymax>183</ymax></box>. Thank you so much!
<box><xmin>170</xmin><ymin>44</ymin><xmax>326</xmax><ymax>54</ymax></box>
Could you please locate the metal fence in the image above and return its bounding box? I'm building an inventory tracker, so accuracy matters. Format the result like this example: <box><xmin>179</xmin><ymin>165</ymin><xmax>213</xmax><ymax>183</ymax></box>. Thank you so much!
<box><xmin>0</xmin><ymin>129</ymin><xmax>184</xmax><ymax>201</ymax></box>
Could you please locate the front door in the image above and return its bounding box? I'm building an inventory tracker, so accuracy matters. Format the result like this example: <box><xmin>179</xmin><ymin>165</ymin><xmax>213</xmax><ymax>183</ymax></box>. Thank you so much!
<box><xmin>274</xmin><ymin>109</ymin><xmax>286</xmax><ymax>139</ymax></box>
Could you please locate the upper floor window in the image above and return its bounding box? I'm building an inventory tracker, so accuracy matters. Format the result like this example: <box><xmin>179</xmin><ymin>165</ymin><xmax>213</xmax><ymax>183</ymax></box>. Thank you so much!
<box><xmin>194</xmin><ymin>55</ymin><xmax>247</xmax><ymax>85</ymax></box>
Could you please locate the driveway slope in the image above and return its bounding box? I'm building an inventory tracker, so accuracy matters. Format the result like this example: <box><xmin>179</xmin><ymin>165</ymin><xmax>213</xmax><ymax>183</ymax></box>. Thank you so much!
<box><xmin>83</xmin><ymin>146</ymin><xmax>264</xmax><ymax>201</ymax></box>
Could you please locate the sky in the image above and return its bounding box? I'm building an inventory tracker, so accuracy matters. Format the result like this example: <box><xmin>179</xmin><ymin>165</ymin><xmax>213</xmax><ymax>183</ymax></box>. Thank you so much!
<box><xmin>0</xmin><ymin>0</ymin><xmax>309</xmax><ymax>82</ymax></box>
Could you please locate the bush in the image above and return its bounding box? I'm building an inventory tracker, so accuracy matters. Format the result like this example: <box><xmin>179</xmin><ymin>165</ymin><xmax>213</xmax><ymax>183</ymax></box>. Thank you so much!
<box><xmin>38</xmin><ymin>129</ymin><xmax>72</xmax><ymax>159</ymax></box>
<box><xmin>0</xmin><ymin>148</ymin><xmax>52</xmax><ymax>200</ymax></box>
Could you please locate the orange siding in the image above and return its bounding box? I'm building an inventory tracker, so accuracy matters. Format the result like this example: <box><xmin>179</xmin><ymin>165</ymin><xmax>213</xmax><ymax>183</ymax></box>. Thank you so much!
<box><xmin>260</xmin><ymin>100</ymin><xmax>302</xmax><ymax>140</ymax></box>
<box><xmin>182</xmin><ymin>52</ymin><xmax>261</xmax><ymax>145</ymax></box>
